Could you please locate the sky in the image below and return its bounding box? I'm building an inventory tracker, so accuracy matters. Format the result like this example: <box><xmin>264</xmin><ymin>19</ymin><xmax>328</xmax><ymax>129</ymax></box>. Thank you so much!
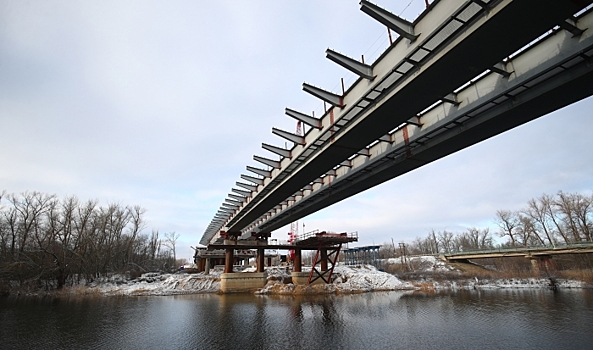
<box><xmin>2</xmin><ymin>0</ymin><xmax>593</xmax><ymax>262</ymax></box>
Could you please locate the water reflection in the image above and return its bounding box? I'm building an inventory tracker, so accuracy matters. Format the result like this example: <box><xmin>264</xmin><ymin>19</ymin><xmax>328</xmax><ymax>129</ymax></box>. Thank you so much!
<box><xmin>2</xmin><ymin>289</ymin><xmax>593</xmax><ymax>349</ymax></box>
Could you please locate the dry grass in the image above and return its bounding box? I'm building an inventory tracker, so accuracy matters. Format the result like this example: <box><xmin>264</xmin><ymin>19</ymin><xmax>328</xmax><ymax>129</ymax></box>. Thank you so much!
<box><xmin>556</xmin><ymin>269</ymin><xmax>593</xmax><ymax>283</ymax></box>
<box><xmin>49</xmin><ymin>285</ymin><xmax>106</xmax><ymax>297</ymax></box>
<box><xmin>391</xmin><ymin>257</ymin><xmax>593</xmax><ymax>283</ymax></box>
<box><xmin>130</xmin><ymin>288</ymin><xmax>152</xmax><ymax>295</ymax></box>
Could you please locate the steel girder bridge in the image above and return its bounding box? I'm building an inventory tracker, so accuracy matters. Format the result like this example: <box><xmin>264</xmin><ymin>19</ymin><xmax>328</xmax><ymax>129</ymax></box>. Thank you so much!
<box><xmin>200</xmin><ymin>0</ymin><xmax>593</xmax><ymax>247</ymax></box>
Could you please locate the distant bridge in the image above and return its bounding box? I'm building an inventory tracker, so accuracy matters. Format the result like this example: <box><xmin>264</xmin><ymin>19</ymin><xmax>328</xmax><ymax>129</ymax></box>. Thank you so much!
<box><xmin>201</xmin><ymin>0</ymin><xmax>593</xmax><ymax>247</ymax></box>
<box><xmin>443</xmin><ymin>241</ymin><xmax>593</xmax><ymax>261</ymax></box>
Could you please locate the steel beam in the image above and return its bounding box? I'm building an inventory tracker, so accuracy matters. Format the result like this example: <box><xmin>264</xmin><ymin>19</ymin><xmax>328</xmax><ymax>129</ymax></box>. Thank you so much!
<box><xmin>285</xmin><ymin>108</ymin><xmax>322</xmax><ymax>129</ymax></box>
<box><xmin>272</xmin><ymin>127</ymin><xmax>306</xmax><ymax>145</ymax></box>
<box><xmin>253</xmin><ymin>155</ymin><xmax>281</xmax><ymax>168</ymax></box>
<box><xmin>360</xmin><ymin>0</ymin><xmax>418</xmax><ymax>42</ymax></box>
<box><xmin>302</xmin><ymin>83</ymin><xmax>345</xmax><ymax>108</ymax></box>
<box><xmin>262</xmin><ymin>143</ymin><xmax>291</xmax><ymax>158</ymax></box>
<box><xmin>442</xmin><ymin>93</ymin><xmax>460</xmax><ymax>106</ymax></box>
<box><xmin>228</xmin><ymin>193</ymin><xmax>246</xmax><ymax>201</ymax></box>
<box><xmin>241</xmin><ymin>174</ymin><xmax>265</xmax><ymax>185</ymax></box>
<box><xmin>357</xmin><ymin>149</ymin><xmax>371</xmax><ymax>156</ymax></box>
<box><xmin>231</xmin><ymin>188</ymin><xmax>251</xmax><ymax>196</ymax></box>
<box><xmin>236</xmin><ymin>181</ymin><xmax>257</xmax><ymax>192</ymax></box>
<box><xmin>246</xmin><ymin>165</ymin><xmax>271</xmax><ymax>178</ymax></box>
<box><xmin>559</xmin><ymin>18</ymin><xmax>586</xmax><ymax>37</ymax></box>
<box><xmin>490</xmin><ymin>62</ymin><xmax>512</xmax><ymax>77</ymax></box>
<box><xmin>326</xmin><ymin>49</ymin><xmax>375</xmax><ymax>80</ymax></box>
<box><xmin>225</xmin><ymin>198</ymin><xmax>242</xmax><ymax>205</ymax></box>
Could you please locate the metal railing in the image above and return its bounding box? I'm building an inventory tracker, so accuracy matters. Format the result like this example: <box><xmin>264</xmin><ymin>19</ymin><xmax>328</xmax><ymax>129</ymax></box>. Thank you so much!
<box><xmin>295</xmin><ymin>230</ymin><xmax>358</xmax><ymax>242</ymax></box>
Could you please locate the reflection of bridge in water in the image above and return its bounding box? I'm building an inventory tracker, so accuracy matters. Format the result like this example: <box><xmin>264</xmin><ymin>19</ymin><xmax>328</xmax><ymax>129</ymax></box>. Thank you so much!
<box><xmin>196</xmin><ymin>0</ymin><xmax>593</xmax><ymax>291</ymax></box>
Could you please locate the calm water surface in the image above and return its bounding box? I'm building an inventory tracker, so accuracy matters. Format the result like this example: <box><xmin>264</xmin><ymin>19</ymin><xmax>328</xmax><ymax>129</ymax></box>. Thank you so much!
<box><xmin>1</xmin><ymin>289</ymin><xmax>592</xmax><ymax>349</ymax></box>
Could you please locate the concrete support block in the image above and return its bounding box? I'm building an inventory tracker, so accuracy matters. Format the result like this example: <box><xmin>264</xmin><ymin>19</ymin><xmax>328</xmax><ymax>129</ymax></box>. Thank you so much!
<box><xmin>529</xmin><ymin>257</ymin><xmax>540</xmax><ymax>275</ymax></box>
<box><xmin>220</xmin><ymin>272</ymin><xmax>268</xmax><ymax>293</ymax></box>
<box><xmin>291</xmin><ymin>272</ymin><xmax>326</xmax><ymax>285</ymax></box>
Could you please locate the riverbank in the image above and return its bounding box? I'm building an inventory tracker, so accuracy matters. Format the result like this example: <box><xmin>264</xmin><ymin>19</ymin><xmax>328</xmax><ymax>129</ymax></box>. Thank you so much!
<box><xmin>4</xmin><ymin>262</ymin><xmax>591</xmax><ymax>297</ymax></box>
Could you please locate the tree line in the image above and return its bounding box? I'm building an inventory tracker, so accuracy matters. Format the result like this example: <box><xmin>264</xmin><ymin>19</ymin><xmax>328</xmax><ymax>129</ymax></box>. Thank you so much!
<box><xmin>0</xmin><ymin>191</ymin><xmax>179</xmax><ymax>289</ymax></box>
<box><xmin>386</xmin><ymin>190</ymin><xmax>593</xmax><ymax>256</ymax></box>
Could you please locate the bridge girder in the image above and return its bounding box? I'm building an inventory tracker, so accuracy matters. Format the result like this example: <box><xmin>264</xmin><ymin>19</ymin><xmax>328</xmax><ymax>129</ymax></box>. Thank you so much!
<box><xmin>201</xmin><ymin>0</ymin><xmax>593</xmax><ymax>245</ymax></box>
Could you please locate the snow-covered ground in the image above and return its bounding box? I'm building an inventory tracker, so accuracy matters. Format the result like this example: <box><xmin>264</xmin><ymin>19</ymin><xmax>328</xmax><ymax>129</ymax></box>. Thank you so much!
<box><xmin>384</xmin><ymin>255</ymin><xmax>589</xmax><ymax>290</ymax></box>
<box><xmin>257</xmin><ymin>265</ymin><xmax>414</xmax><ymax>295</ymax></box>
<box><xmin>385</xmin><ymin>255</ymin><xmax>457</xmax><ymax>272</ymax></box>
<box><xmin>62</xmin><ymin>265</ymin><xmax>412</xmax><ymax>296</ymax></box>
<box><xmin>75</xmin><ymin>271</ymin><xmax>222</xmax><ymax>296</ymax></box>
<box><xmin>46</xmin><ymin>257</ymin><xmax>589</xmax><ymax>297</ymax></box>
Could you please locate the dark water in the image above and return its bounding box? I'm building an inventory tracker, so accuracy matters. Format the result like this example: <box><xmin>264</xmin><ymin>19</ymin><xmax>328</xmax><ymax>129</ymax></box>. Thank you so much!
<box><xmin>2</xmin><ymin>289</ymin><xmax>592</xmax><ymax>350</ymax></box>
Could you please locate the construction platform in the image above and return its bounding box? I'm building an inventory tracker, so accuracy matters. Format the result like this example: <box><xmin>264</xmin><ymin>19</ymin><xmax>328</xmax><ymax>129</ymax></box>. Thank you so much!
<box><xmin>208</xmin><ymin>231</ymin><xmax>358</xmax><ymax>250</ymax></box>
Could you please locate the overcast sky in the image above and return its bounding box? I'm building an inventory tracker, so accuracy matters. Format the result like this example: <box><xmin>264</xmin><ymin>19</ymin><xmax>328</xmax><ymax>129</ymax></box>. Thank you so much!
<box><xmin>2</xmin><ymin>0</ymin><xmax>593</xmax><ymax>261</ymax></box>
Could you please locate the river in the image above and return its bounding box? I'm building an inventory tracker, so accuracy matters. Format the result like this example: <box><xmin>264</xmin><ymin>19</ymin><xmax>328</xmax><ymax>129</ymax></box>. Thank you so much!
<box><xmin>1</xmin><ymin>289</ymin><xmax>592</xmax><ymax>349</ymax></box>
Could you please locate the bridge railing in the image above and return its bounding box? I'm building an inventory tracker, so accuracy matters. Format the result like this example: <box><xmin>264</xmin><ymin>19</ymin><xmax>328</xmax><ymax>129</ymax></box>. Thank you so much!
<box><xmin>443</xmin><ymin>241</ymin><xmax>593</xmax><ymax>256</ymax></box>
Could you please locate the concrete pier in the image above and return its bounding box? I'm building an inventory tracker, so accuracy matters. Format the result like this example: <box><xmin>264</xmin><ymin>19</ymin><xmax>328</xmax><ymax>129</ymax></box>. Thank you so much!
<box><xmin>220</xmin><ymin>272</ymin><xmax>267</xmax><ymax>293</ymax></box>
<box><xmin>291</xmin><ymin>272</ymin><xmax>325</xmax><ymax>285</ymax></box>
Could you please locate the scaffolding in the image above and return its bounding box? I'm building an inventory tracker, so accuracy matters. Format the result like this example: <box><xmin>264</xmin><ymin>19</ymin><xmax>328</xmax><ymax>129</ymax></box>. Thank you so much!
<box><xmin>344</xmin><ymin>245</ymin><xmax>382</xmax><ymax>269</ymax></box>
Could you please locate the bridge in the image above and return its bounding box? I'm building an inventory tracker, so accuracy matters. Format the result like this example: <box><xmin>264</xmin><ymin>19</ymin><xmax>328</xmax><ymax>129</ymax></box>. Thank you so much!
<box><xmin>443</xmin><ymin>241</ymin><xmax>593</xmax><ymax>261</ymax></box>
<box><xmin>197</xmin><ymin>0</ymin><xmax>593</xmax><ymax>290</ymax></box>
<box><xmin>441</xmin><ymin>241</ymin><xmax>593</xmax><ymax>274</ymax></box>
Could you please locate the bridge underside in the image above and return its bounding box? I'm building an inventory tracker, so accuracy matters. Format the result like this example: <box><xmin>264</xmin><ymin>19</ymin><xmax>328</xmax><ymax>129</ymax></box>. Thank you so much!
<box><xmin>201</xmin><ymin>0</ymin><xmax>593</xmax><ymax>246</ymax></box>
<box><xmin>256</xmin><ymin>7</ymin><xmax>593</xmax><ymax>233</ymax></box>
<box><xmin>260</xmin><ymin>57</ymin><xmax>593</xmax><ymax>232</ymax></box>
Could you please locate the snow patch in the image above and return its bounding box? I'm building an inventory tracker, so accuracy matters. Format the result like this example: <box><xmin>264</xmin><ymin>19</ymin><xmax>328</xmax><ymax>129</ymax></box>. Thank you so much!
<box><xmin>257</xmin><ymin>265</ymin><xmax>413</xmax><ymax>295</ymax></box>
<box><xmin>88</xmin><ymin>272</ymin><xmax>221</xmax><ymax>296</ymax></box>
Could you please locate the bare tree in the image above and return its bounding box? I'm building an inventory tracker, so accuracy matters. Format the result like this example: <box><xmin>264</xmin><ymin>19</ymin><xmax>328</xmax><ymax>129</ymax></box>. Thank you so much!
<box><xmin>495</xmin><ymin>209</ymin><xmax>519</xmax><ymax>246</ymax></box>
<box><xmin>163</xmin><ymin>232</ymin><xmax>180</xmax><ymax>266</ymax></box>
<box><xmin>464</xmin><ymin>227</ymin><xmax>493</xmax><ymax>250</ymax></box>
<box><xmin>570</xmin><ymin>192</ymin><xmax>592</xmax><ymax>241</ymax></box>
<box><xmin>0</xmin><ymin>192</ymin><xmax>177</xmax><ymax>288</ymax></box>
<box><xmin>515</xmin><ymin>214</ymin><xmax>544</xmax><ymax>247</ymax></box>
<box><xmin>541</xmin><ymin>193</ymin><xmax>569</xmax><ymax>244</ymax></box>
<box><xmin>437</xmin><ymin>230</ymin><xmax>454</xmax><ymax>253</ymax></box>
<box><xmin>524</xmin><ymin>196</ymin><xmax>555</xmax><ymax>246</ymax></box>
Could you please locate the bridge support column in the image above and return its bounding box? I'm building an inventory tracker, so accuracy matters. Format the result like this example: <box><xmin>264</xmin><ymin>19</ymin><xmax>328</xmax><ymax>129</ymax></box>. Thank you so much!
<box><xmin>293</xmin><ymin>249</ymin><xmax>302</xmax><ymax>272</ymax></box>
<box><xmin>205</xmin><ymin>258</ymin><xmax>210</xmax><ymax>275</ymax></box>
<box><xmin>197</xmin><ymin>258</ymin><xmax>205</xmax><ymax>272</ymax></box>
<box><xmin>257</xmin><ymin>248</ymin><xmax>265</xmax><ymax>272</ymax></box>
<box><xmin>225</xmin><ymin>249</ymin><xmax>234</xmax><ymax>274</ymax></box>
<box><xmin>320</xmin><ymin>249</ymin><xmax>328</xmax><ymax>271</ymax></box>
<box><xmin>529</xmin><ymin>255</ymin><xmax>554</xmax><ymax>275</ymax></box>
